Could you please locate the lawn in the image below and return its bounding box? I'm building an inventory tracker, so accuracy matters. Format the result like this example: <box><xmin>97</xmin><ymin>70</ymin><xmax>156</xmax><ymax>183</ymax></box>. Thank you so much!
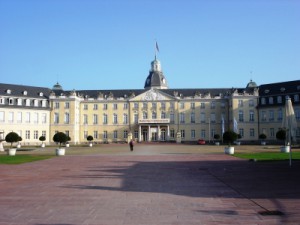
<box><xmin>0</xmin><ymin>155</ymin><xmax>54</xmax><ymax>164</ymax></box>
<box><xmin>234</xmin><ymin>152</ymin><xmax>300</xmax><ymax>161</ymax></box>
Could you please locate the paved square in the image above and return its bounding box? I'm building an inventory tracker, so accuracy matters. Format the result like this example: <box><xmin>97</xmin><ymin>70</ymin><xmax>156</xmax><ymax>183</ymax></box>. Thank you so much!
<box><xmin>0</xmin><ymin>144</ymin><xmax>299</xmax><ymax>225</ymax></box>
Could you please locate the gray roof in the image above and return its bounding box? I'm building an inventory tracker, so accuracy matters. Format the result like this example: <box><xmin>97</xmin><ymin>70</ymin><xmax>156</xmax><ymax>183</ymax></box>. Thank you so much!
<box><xmin>259</xmin><ymin>80</ymin><xmax>300</xmax><ymax>97</ymax></box>
<box><xmin>0</xmin><ymin>83</ymin><xmax>51</xmax><ymax>99</ymax></box>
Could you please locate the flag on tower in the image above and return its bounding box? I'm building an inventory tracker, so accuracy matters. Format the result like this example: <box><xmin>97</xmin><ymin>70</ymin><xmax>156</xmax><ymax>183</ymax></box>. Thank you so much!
<box><xmin>156</xmin><ymin>41</ymin><xmax>159</xmax><ymax>52</ymax></box>
<box><xmin>221</xmin><ymin>115</ymin><xmax>225</xmax><ymax>134</ymax></box>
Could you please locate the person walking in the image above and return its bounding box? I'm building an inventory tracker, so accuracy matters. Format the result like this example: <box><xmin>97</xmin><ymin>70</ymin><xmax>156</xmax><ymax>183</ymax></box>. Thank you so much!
<box><xmin>129</xmin><ymin>139</ymin><xmax>134</xmax><ymax>151</ymax></box>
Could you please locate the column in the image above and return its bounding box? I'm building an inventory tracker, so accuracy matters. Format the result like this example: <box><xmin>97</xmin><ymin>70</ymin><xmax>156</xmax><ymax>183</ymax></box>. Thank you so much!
<box><xmin>138</xmin><ymin>125</ymin><xmax>142</xmax><ymax>142</ymax></box>
<box><xmin>158</xmin><ymin>125</ymin><xmax>161</xmax><ymax>141</ymax></box>
<box><xmin>148</xmin><ymin>125</ymin><xmax>151</xmax><ymax>141</ymax></box>
<box><xmin>167</xmin><ymin>125</ymin><xmax>170</xmax><ymax>141</ymax></box>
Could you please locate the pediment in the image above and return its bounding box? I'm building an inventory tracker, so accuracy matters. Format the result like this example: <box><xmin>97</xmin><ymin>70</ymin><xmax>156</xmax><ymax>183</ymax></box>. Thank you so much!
<box><xmin>130</xmin><ymin>89</ymin><xmax>174</xmax><ymax>101</ymax></box>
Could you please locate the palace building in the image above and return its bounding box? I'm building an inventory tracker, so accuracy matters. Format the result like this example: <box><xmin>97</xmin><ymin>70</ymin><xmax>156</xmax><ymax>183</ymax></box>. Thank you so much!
<box><xmin>0</xmin><ymin>56</ymin><xmax>299</xmax><ymax>146</ymax></box>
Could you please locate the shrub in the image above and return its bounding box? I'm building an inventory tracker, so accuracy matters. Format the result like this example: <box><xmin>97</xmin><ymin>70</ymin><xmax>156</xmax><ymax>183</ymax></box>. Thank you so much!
<box><xmin>213</xmin><ymin>134</ymin><xmax>220</xmax><ymax>140</ymax></box>
<box><xmin>259</xmin><ymin>133</ymin><xmax>267</xmax><ymax>140</ymax></box>
<box><xmin>53</xmin><ymin>132</ymin><xmax>68</xmax><ymax>147</ymax></box>
<box><xmin>5</xmin><ymin>132</ymin><xmax>20</xmax><ymax>147</ymax></box>
<box><xmin>223</xmin><ymin>130</ymin><xmax>238</xmax><ymax>146</ymax></box>
<box><xmin>87</xmin><ymin>135</ymin><xmax>93</xmax><ymax>142</ymax></box>
<box><xmin>39</xmin><ymin>136</ymin><xmax>46</xmax><ymax>142</ymax></box>
<box><xmin>276</xmin><ymin>129</ymin><xmax>286</xmax><ymax>143</ymax></box>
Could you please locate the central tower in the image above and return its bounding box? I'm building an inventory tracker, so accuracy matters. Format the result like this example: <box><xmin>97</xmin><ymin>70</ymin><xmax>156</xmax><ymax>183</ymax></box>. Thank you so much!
<box><xmin>144</xmin><ymin>47</ymin><xmax>168</xmax><ymax>89</ymax></box>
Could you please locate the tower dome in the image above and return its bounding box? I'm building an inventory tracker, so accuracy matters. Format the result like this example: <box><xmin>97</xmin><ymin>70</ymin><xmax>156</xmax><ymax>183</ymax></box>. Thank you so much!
<box><xmin>52</xmin><ymin>82</ymin><xmax>63</xmax><ymax>91</ymax></box>
<box><xmin>144</xmin><ymin>57</ymin><xmax>168</xmax><ymax>89</ymax></box>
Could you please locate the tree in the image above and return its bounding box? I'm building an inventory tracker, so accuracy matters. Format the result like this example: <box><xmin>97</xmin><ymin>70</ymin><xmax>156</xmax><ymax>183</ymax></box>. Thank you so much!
<box><xmin>259</xmin><ymin>133</ymin><xmax>267</xmax><ymax>140</ymax></box>
<box><xmin>5</xmin><ymin>132</ymin><xmax>19</xmax><ymax>147</ymax></box>
<box><xmin>87</xmin><ymin>135</ymin><xmax>93</xmax><ymax>143</ymax></box>
<box><xmin>223</xmin><ymin>130</ymin><xmax>238</xmax><ymax>146</ymax></box>
<box><xmin>213</xmin><ymin>134</ymin><xmax>220</xmax><ymax>141</ymax></box>
<box><xmin>39</xmin><ymin>136</ymin><xmax>46</xmax><ymax>144</ymax></box>
<box><xmin>276</xmin><ymin>129</ymin><xmax>286</xmax><ymax>145</ymax></box>
<box><xmin>53</xmin><ymin>132</ymin><xmax>68</xmax><ymax>147</ymax></box>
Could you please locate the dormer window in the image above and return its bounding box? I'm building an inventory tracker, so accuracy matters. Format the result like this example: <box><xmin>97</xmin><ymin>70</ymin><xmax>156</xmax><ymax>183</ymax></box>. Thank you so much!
<box><xmin>39</xmin><ymin>92</ymin><xmax>43</xmax><ymax>97</ymax></box>
<box><xmin>6</xmin><ymin>89</ymin><xmax>11</xmax><ymax>94</ymax></box>
<box><xmin>280</xmin><ymin>87</ymin><xmax>285</xmax><ymax>92</ymax></box>
<box><xmin>264</xmin><ymin>89</ymin><xmax>269</xmax><ymax>94</ymax></box>
<box><xmin>23</xmin><ymin>91</ymin><xmax>27</xmax><ymax>95</ymax></box>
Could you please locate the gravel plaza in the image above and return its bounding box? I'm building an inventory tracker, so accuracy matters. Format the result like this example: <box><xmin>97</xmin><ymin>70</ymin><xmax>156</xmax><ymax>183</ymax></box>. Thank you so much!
<box><xmin>0</xmin><ymin>143</ymin><xmax>300</xmax><ymax>225</ymax></box>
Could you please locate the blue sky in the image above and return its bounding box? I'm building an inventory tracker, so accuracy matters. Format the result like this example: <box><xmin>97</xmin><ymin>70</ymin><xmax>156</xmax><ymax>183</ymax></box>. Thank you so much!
<box><xmin>0</xmin><ymin>0</ymin><xmax>299</xmax><ymax>90</ymax></box>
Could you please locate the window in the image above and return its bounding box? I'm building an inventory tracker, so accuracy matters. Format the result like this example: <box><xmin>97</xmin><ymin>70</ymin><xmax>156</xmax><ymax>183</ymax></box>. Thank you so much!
<box><xmin>143</xmin><ymin>112</ymin><xmax>148</xmax><ymax>119</ymax></box>
<box><xmin>277</xmin><ymin>109</ymin><xmax>283</xmax><ymax>121</ymax></box>
<box><xmin>190</xmin><ymin>112</ymin><xmax>195</xmax><ymax>123</ymax></box>
<box><xmin>26</xmin><ymin>99</ymin><xmax>31</xmax><ymax>106</ymax></box>
<box><xmin>294</xmin><ymin>94</ymin><xmax>299</xmax><ymax>102</ymax></box>
<box><xmin>42</xmin><ymin>113</ymin><xmax>47</xmax><ymax>124</ymax></box>
<box><xmin>53</xmin><ymin>113</ymin><xmax>59</xmax><ymax>124</ymax></box>
<box><xmin>270</xmin><ymin>128</ymin><xmax>275</xmax><ymax>138</ymax></box>
<box><xmin>191</xmin><ymin>130</ymin><xmax>195</xmax><ymax>139</ymax></box>
<box><xmin>201</xmin><ymin>129</ymin><xmax>205</xmax><ymax>138</ymax></box>
<box><xmin>161</xmin><ymin>102</ymin><xmax>166</xmax><ymax>110</ymax></box>
<box><xmin>200</xmin><ymin>102</ymin><xmax>205</xmax><ymax>109</ymax></box>
<box><xmin>249</xmin><ymin>110</ymin><xmax>254</xmax><ymax>122</ymax></box>
<box><xmin>238</xmin><ymin>100</ymin><xmax>243</xmax><ymax>107</ymax></box>
<box><xmin>221</xmin><ymin>102</ymin><xmax>226</xmax><ymax>108</ymax></box>
<box><xmin>103</xmin><ymin>131</ymin><xmax>108</xmax><ymax>139</ymax></box>
<box><xmin>238</xmin><ymin>110</ymin><xmax>244</xmax><ymax>122</ymax></box>
<box><xmin>65</xmin><ymin>102</ymin><xmax>70</xmax><ymax>109</ymax></box>
<box><xmin>33</xmin><ymin>113</ymin><xmax>38</xmax><ymax>124</ymax></box>
<box><xmin>9</xmin><ymin>98</ymin><xmax>13</xmax><ymax>105</ymax></box>
<box><xmin>84</xmin><ymin>131</ymin><xmax>88</xmax><ymax>139</ymax></box>
<box><xmin>93</xmin><ymin>104</ymin><xmax>98</xmax><ymax>110</ymax></box>
<box><xmin>250</xmin><ymin>128</ymin><xmax>255</xmax><ymax>137</ymax></box>
<box><xmin>210</xmin><ymin>113</ymin><xmax>216</xmax><ymax>123</ymax></box>
<box><xmin>94</xmin><ymin>131</ymin><xmax>98</xmax><ymax>139</ymax></box>
<box><xmin>0</xmin><ymin>111</ymin><xmax>4</xmax><ymax>122</ymax></box>
<box><xmin>143</xmin><ymin>102</ymin><xmax>148</xmax><ymax>109</ymax></box>
<box><xmin>113</xmin><ymin>103</ymin><xmax>118</xmax><ymax>110</ymax></box>
<box><xmin>180</xmin><ymin>102</ymin><xmax>185</xmax><ymax>109</ymax></box>
<box><xmin>113</xmin><ymin>113</ymin><xmax>118</xmax><ymax>124</ymax></box>
<box><xmin>133</xmin><ymin>103</ymin><xmax>138</xmax><ymax>110</ymax></box>
<box><xmin>123</xmin><ymin>103</ymin><xmax>128</xmax><ymax>109</ymax></box>
<box><xmin>83</xmin><ymin>114</ymin><xmax>88</xmax><ymax>124</ymax></box>
<box><xmin>0</xmin><ymin>98</ymin><xmax>3</xmax><ymax>104</ymax></box>
<box><xmin>211</xmin><ymin>101</ymin><xmax>216</xmax><ymax>109</ymax></box>
<box><xmin>123</xmin><ymin>130</ymin><xmax>128</xmax><ymax>139</ymax></box>
<box><xmin>65</xmin><ymin>130</ymin><xmax>69</xmax><ymax>137</ymax></box>
<box><xmin>170</xmin><ymin>113</ymin><xmax>174</xmax><ymax>123</ymax></box>
<box><xmin>180</xmin><ymin>130</ymin><xmax>185</xmax><ymax>139</ymax></box>
<box><xmin>269</xmin><ymin>110</ymin><xmax>274</xmax><ymax>121</ymax></box>
<box><xmin>277</xmin><ymin>96</ymin><xmax>282</xmax><ymax>104</ymax></box>
<box><xmin>269</xmin><ymin>97</ymin><xmax>273</xmax><ymax>104</ymax></box>
<box><xmin>103</xmin><ymin>114</ymin><xmax>108</xmax><ymax>124</ymax></box>
<box><xmin>123</xmin><ymin>114</ymin><xmax>128</xmax><ymax>124</ymax></box>
<box><xmin>42</xmin><ymin>130</ymin><xmax>46</xmax><ymax>137</ymax></box>
<box><xmin>113</xmin><ymin>130</ymin><xmax>118</xmax><ymax>139</ymax></box>
<box><xmin>296</xmin><ymin>109</ymin><xmax>300</xmax><ymax>120</ymax></box>
<box><xmin>55</xmin><ymin>102</ymin><xmax>59</xmax><ymax>109</ymax></box>
<box><xmin>152</xmin><ymin>102</ymin><xmax>157</xmax><ymax>109</ymax></box>
<box><xmin>200</xmin><ymin>112</ymin><xmax>205</xmax><ymax>123</ymax></box>
<box><xmin>190</xmin><ymin>102</ymin><xmax>195</xmax><ymax>109</ymax></box>
<box><xmin>170</xmin><ymin>129</ymin><xmax>175</xmax><ymax>138</ymax></box>
<box><xmin>17</xmin><ymin>112</ymin><xmax>22</xmax><ymax>123</ymax></box>
<box><xmin>8</xmin><ymin>112</ymin><xmax>14</xmax><ymax>123</ymax></box>
<box><xmin>180</xmin><ymin>112</ymin><xmax>185</xmax><ymax>123</ymax></box>
<box><xmin>134</xmin><ymin>113</ymin><xmax>138</xmax><ymax>123</ymax></box>
<box><xmin>93</xmin><ymin>114</ymin><xmax>98</xmax><ymax>124</ymax></box>
<box><xmin>170</xmin><ymin>102</ymin><xmax>174</xmax><ymax>109</ymax></box>
<box><xmin>152</xmin><ymin>112</ymin><xmax>157</xmax><ymax>119</ymax></box>
<box><xmin>26</xmin><ymin>130</ymin><xmax>30</xmax><ymax>139</ymax></box>
<box><xmin>261</xmin><ymin>111</ymin><xmax>266</xmax><ymax>122</ymax></box>
<box><xmin>17</xmin><ymin>99</ymin><xmax>22</xmax><ymax>106</ymax></box>
<box><xmin>26</xmin><ymin>112</ymin><xmax>31</xmax><ymax>123</ymax></box>
<box><xmin>34</xmin><ymin>99</ymin><xmax>39</xmax><ymax>107</ymax></box>
<box><xmin>34</xmin><ymin>131</ymin><xmax>38</xmax><ymax>139</ymax></box>
<box><xmin>249</xmin><ymin>99</ymin><xmax>254</xmax><ymax>107</ymax></box>
<box><xmin>238</xmin><ymin>129</ymin><xmax>244</xmax><ymax>138</ymax></box>
<box><xmin>161</xmin><ymin>111</ymin><xmax>166</xmax><ymax>119</ymax></box>
<box><xmin>64</xmin><ymin>113</ymin><xmax>70</xmax><ymax>124</ymax></box>
<box><xmin>84</xmin><ymin>104</ymin><xmax>88</xmax><ymax>110</ymax></box>
<box><xmin>261</xmin><ymin>98</ymin><xmax>266</xmax><ymax>105</ymax></box>
<box><xmin>103</xmin><ymin>104</ymin><xmax>108</xmax><ymax>110</ymax></box>
<box><xmin>134</xmin><ymin>130</ymin><xmax>138</xmax><ymax>139</ymax></box>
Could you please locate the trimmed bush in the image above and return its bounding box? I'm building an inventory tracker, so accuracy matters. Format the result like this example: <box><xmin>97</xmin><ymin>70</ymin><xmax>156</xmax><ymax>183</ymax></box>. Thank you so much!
<box><xmin>5</xmin><ymin>132</ymin><xmax>19</xmax><ymax>147</ymax></box>
<box><xmin>223</xmin><ymin>130</ymin><xmax>238</xmax><ymax>146</ymax></box>
<box><xmin>53</xmin><ymin>132</ymin><xmax>68</xmax><ymax>147</ymax></box>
